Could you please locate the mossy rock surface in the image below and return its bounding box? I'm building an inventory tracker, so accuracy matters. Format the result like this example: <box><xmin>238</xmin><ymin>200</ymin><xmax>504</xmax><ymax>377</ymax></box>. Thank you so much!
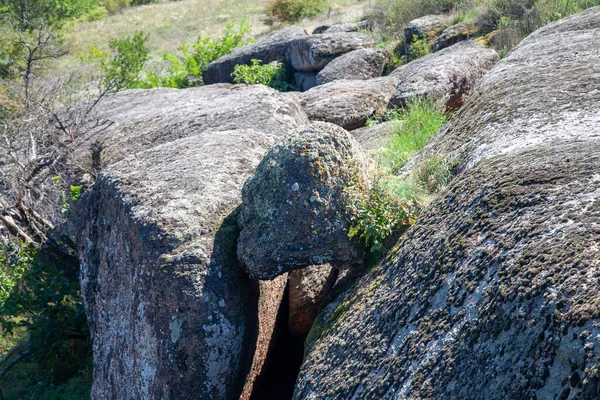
<box><xmin>73</xmin><ymin>85</ymin><xmax>309</xmax><ymax>400</ymax></box>
<box><xmin>295</xmin><ymin>7</ymin><xmax>600</xmax><ymax>399</ymax></box>
<box><xmin>238</xmin><ymin>122</ymin><xmax>370</xmax><ymax>280</ymax></box>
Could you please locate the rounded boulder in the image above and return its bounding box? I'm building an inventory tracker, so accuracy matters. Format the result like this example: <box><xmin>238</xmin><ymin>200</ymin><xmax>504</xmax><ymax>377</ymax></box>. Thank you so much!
<box><xmin>237</xmin><ymin>122</ymin><xmax>370</xmax><ymax>280</ymax></box>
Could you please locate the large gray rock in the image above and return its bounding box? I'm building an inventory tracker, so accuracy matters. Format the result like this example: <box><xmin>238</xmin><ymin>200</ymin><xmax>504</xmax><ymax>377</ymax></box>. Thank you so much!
<box><xmin>323</xmin><ymin>20</ymin><xmax>372</xmax><ymax>33</ymax></box>
<box><xmin>286</xmin><ymin>32</ymin><xmax>376</xmax><ymax>72</ymax></box>
<box><xmin>433</xmin><ymin>21</ymin><xmax>479</xmax><ymax>51</ymax></box>
<box><xmin>300</xmin><ymin>77</ymin><xmax>398</xmax><ymax>130</ymax></box>
<box><xmin>288</xmin><ymin>264</ymin><xmax>337</xmax><ymax>336</ymax></box>
<box><xmin>237</xmin><ymin>122</ymin><xmax>370</xmax><ymax>280</ymax></box>
<box><xmin>294</xmin><ymin>71</ymin><xmax>319</xmax><ymax>92</ymax></box>
<box><xmin>73</xmin><ymin>85</ymin><xmax>308</xmax><ymax>399</ymax></box>
<box><xmin>351</xmin><ymin>120</ymin><xmax>400</xmax><ymax>151</ymax></box>
<box><xmin>404</xmin><ymin>14</ymin><xmax>450</xmax><ymax>44</ymax></box>
<box><xmin>316</xmin><ymin>48</ymin><xmax>387</xmax><ymax>85</ymax></box>
<box><xmin>389</xmin><ymin>40</ymin><xmax>499</xmax><ymax>110</ymax></box>
<box><xmin>295</xmin><ymin>7</ymin><xmax>600</xmax><ymax>399</ymax></box>
<box><xmin>202</xmin><ymin>27</ymin><xmax>307</xmax><ymax>84</ymax></box>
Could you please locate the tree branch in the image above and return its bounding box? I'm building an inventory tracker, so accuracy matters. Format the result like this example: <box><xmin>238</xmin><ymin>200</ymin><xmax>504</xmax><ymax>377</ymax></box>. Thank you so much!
<box><xmin>0</xmin><ymin>349</ymin><xmax>32</xmax><ymax>381</ymax></box>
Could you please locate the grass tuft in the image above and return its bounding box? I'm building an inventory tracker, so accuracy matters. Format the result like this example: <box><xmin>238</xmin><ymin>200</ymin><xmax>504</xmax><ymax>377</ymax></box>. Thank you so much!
<box><xmin>380</xmin><ymin>98</ymin><xmax>448</xmax><ymax>174</ymax></box>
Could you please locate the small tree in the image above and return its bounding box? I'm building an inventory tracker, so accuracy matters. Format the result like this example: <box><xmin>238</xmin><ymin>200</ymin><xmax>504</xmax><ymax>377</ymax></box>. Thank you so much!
<box><xmin>84</xmin><ymin>31</ymin><xmax>150</xmax><ymax>92</ymax></box>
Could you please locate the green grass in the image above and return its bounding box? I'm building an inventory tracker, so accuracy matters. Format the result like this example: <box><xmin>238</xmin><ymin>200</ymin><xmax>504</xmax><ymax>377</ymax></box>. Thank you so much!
<box><xmin>55</xmin><ymin>0</ymin><xmax>366</xmax><ymax>73</ymax></box>
<box><xmin>346</xmin><ymin>98</ymin><xmax>450</xmax><ymax>257</ymax></box>
<box><xmin>380</xmin><ymin>98</ymin><xmax>448</xmax><ymax>174</ymax></box>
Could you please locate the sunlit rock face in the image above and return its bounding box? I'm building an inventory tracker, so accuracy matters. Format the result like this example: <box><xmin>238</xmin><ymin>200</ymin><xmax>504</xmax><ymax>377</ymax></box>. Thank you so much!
<box><xmin>73</xmin><ymin>84</ymin><xmax>308</xmax><ymax>399</ymax></box>
<box><xmin>295</xmin><ymin>7</ymin><xmax>600</xmax><ymax>400</ymax></box>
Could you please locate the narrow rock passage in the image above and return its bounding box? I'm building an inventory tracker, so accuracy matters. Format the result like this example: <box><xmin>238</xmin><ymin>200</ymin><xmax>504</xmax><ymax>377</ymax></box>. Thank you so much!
<box><xmin>250</xmin><ymin>286</ymin><xmax>305</xmax><ymax>400</ymax></box>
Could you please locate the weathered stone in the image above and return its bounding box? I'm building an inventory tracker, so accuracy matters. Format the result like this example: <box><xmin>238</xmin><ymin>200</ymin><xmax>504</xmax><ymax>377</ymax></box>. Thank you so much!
<box><xmin>73</xmin><ymin>85</ymin><xmax>308</xmax><ymax>400</ymax></box>
<box><xmin>316</xmin><ymin>48</ymin><xmax>387</xmax><ymax>84</ymax></box>
<box><xmin>294</xmin><ymin>71</ymin><xmax>319</xmax><ymax>92</ymax></box>
<box><xmin>323</xmin><ymin>20</ymin><xmax>372</xmax><ymax>33</ymax></box>
<box><xmin>404</xmin><ymin>14</ymin><xmax>450</xmax><ymax>44</ymax></box>
<box><xmin>433</xmin><ymin>21</ymin><xmax>480</xmax><ymax>51</ymax></box>
<box><xmin>203</xmin><ymin>27</ymin><xmax>307</xmax><ymax>84</ymax></box>
<box><xmin>312</xmin><ymin>24</ymin><xmax>330</xmax><ymax>34</ymax></box>
<box><xmin>295</xmin><ymin>7</ymin><xmax>600</xmax><ymax>399</ymax></box>
<box><xmin>300</xmin><ymin>77</ymin><xmax>398</xmax><ymax>130</ymax></box>
<box><xmin>237</xmin><ymin>122</ymin><xmax>370</xmax><ymax>280</ymax></box>
<box><xmin>389</xmin><ymin>40</ymin><xmax>499</xmax><ymax>110</ymax></box>
<box><xmin>350</xmin><ymin>120</ymin><xmax>400</xmax><ymax>151</ymax></box>
<box><xmin>288</xmin><ymin>265</ymin><xmax>337</xmax><ymax>336</ymax></box>
<box><xmin>238</xmin><ymin>274</ymin><xmax>287</xmax><ymax>400</ymax></box>
<box><xmin>286</xmin><ymin>32</ymin><xmax>376</xmax><ymax>72</ymax></box>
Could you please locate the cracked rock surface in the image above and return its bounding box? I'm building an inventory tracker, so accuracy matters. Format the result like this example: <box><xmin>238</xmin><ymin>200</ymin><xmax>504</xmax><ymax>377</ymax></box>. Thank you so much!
<box><xmin>295</xmin><ymin>7</ymin><xmax>600</xmax><ymax>400</ymax></box>
<box><xmin>237</xmin><ymin>122</ymin><xmax>370</xmax><ymax>280</ymax></box>
<box><xmin>73</xmin><ymin>85</ymin><xmax>308</xmax><ymax>400</ymax></box>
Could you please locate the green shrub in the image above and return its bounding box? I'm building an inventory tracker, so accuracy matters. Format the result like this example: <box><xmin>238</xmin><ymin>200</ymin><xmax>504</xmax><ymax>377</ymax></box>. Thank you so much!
<box><xmin>407</xmin><ymin>37</ymin><xmax>432</xmax><ymax>60</ymax></box>
<box><xmin>232</xmin><ymin>59</ymin><xmax>289</xmax><ymax>90</ymax></box>
<box><xmin>380</xmin><ymin>98</ymin><xmax>448</xmax><ymax>174</ymax></box>
<box><xmin>81</xmin><ymin>5</ymin><xmax>108</xmax><ymax>21</ymax></box>
<box><xmin>476</xmin><ymin>0</ymin><xmax>600</xmax><ymax>53</ymax></box>
<box><xmin>374</xmin><ymin>0</ymin><xmax>455</xmax><ymax>32</ymax></box>
<box><xmin>265</xmin><ymin>0</ymin><xmax>327</xmax><ymax>23</ymax></box>
<box><xmin>1</xmin><ymin>0</ymin><xmax>102</xmax><ymax>27</ymax></box>
<box><xmin>85</xmin><ymin>31</ymin><xmax>150</xmax><ymax>91</ymax></box>
<box><xmin>347</xmin><ymin>98</ymin><xmax>451</xmax><ymax>257</ymax></box>
<box><xmin>0</xmin><ymin>243</ymin><xmax>32</xmax><ymax>307</ymax></box>
<box><xmin>346</xmin><ymin>178</ymin><xmax>419</xmax><ymax>256</ymax></box>
<box><xmin>102</xmin><ymin>0</ymin><xmax>131</xmax><ymax>13</ymax></box>
<box><xmin>0</xmin><ymin>241</ymin><xmax>91</xmax><ymax>397</ymax></box>
<box><xmin>144</xmin><ymin>20</ymin><xmax>253</xmax><ymax>88</ymax></box>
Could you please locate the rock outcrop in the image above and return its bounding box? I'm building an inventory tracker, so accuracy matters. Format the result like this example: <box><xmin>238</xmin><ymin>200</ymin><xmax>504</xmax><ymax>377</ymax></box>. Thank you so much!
<box><xmin>286</xmin><ymin>32</ymin><xmax>376</xmax><ymax>72</ymax></box>
<box><xmin>389</xmin><ymin>40</ymin><xmax>499</xmax><ymax>110</ymax></box>
<box><xmin>203</xmin><ymin>27</ymin><xmax>307</xmax><ymax>84</ymax></box>
<box><xmin>293</xmin><ymin>71</ymin><xmax>319</xmax><ymax>92</ymax></box>
<box><xmin>237</xmin><ymin>122</ymin><xmax>370</xmax><ymax>280</ymax></box>
<box><xmin>73</xmin><ymin>85</ymin><xmax>308</xmax><ymax>399</ymax></box>
<box><xmin>300</xmin><ymin>77</ymin><xmax>398</xmax><ymax>130</ymax></box>
<box><xmin>288</xmin><ymin>265</ymin><xmax>337</xmax><ymax>336</ymax></box>
<box><xmin>351</xmin><ymin>120</ymin><xmax>400</xmax><ymax>151</ymax></box>
<box><xmin>316</xmin><ymin>48</ymin><xmax>387</xmax><ymax>85</ymax></box>
<box><xmin>404</xmin><ymin>14</ymin><xmax>450</xmax><ymax>44</ymax></box>
<box><xmin>322</xmin><ymin>20</ymin><xmax>372</xmax><ymax>33</ymax></box>
<box><xmin>433</xmin><ymin>21</ymin><xmax>479</xmax><ymax>51</ymax></box>
<box><xmin>295</xmin><ymin>7</ymin><xmax>600</xmax><ymax>399</ymax></box>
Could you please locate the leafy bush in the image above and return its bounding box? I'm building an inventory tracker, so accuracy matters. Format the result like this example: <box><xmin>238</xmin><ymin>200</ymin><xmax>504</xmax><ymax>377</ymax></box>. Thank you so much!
<box><xmin>0</xmin><ymin>0</ymin><xmax>102</xmax><ymax>27</ymax></box>
<box><xmin>347</xmin><ymin>98</ymin><xmax>451</xmax><ymax>257</ymax></box>
<box><xmin>0</xmin><ymin>243</ymin><xmax>32</xmax><ymax>307</ymax></box>
<box><xmin>84</xmin><ymin>31</ymin><xmax>150</xmax><ymax>91</ymax></box>
<box><xmin>346</xmin><ymin>178</ymin><xmax>419</xmax><ymax>256</ymax></box>
<box><xmin>407</xmin><ymin>37</ymin><xmax>432</xmax><ymax>60</ymax></box>
<box><xmin>232</xmin><ymin>59</ymin><xmax>290</xmax><ymax>90</ymax></box>
<box><xmin>374</xmin><ymin>0</ymin><xmax>455</xmax><ymax>32</ymax></box>
<box><xmin>144</xmin><ymin>20</ymin><xmax>253</xmax><ymax>88</ymax></box>
<box><xmin>0</xmin><ymin>240</ymin><xmax>91</xmax><ymax>397</ymax></box>
<box><xmin>380</xmin><ymin>97</ymin><xmax>448</xmax><ymax>174</ymax></box>
<box><xmin>475</xmin><ymin>0</ymin><xmax>600</xmax><ymax>53</ymax></box>
<box><xmin>265</xmin><ymin>0</ymin><xmax>327</xmax><ymax>23</ymax></box>
<box><xmin>102</xmin><ymin>0</ymin><xmax>131</xmax><ymax>13</ymax></box>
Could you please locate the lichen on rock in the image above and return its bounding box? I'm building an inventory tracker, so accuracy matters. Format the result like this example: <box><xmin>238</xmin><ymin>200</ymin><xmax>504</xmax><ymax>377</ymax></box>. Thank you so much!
<box><xmin>237</xmin><ymin>122</ymin><xmax>371</xmax><ymax>280</ymax></box>
<box><xmin>295</xmin><ymin>7</ymin><xmax>600</xmax><ymax>399</ymax></box>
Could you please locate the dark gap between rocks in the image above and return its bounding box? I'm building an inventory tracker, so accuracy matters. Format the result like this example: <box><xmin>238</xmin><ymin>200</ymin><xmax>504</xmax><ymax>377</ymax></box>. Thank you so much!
<box><xmin>250</xmin><ymin>284</ymin><xmax>305</xmax><ymax>400</ymax></box>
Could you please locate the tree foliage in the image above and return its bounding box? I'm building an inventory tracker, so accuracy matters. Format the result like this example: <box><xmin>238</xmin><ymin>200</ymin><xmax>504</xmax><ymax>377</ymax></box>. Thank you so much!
<box><xmin>144</xmin><ymin>20</ymin><xmax>253</xmax><ymax>88</ymax></box>
<box><xmin>84</xmin><ymin>30</ymin><xmax>150</xmax><ymax>91</ymax></box>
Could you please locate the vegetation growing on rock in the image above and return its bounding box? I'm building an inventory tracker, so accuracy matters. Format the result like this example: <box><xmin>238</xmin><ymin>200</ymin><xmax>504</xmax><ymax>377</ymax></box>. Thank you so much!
<box><xmin>1</xmin><ymin>0</ymin><xmax>600</xmax><ymax>398</ymax></box>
